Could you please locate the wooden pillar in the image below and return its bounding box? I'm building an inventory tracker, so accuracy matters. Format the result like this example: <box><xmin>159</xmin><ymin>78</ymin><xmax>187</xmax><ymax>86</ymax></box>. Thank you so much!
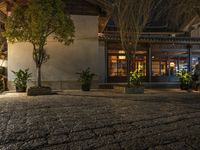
<box><xmin>159</xmin><ymin>59</ymin><xmax>161</xmax><ymax>76</ymax></box>
<box><xmin>105</xmin><ymin>41</ymin><xmax>108</xmax><ymax>83</ymax></box>
<box><xmin>147</xmin><ymin>44</ymin><xmax>152</xmax><ymax>82</ymax></box>
<box><xmin>187</xmin><ymin>44</ymin><xmax>192</xmax><ymax>72</ymax></box>
<box><xmin>177</xmin><ymin>56</ymin><xmax>180</xmax><ymax>71</ymax></box>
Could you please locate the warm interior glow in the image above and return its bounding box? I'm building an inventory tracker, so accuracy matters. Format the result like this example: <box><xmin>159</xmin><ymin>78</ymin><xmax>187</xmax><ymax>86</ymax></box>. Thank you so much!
<box><xmin>0</xmin><ymin>59</ymin><xmax>7</xmax><ymax>67</ymax></box>
<box><xmin>170</xmin><ymin>62</ymin><xmax>175</xmax><ymax>68</ymax></box>
<box><xmin>111</xmin><ymin>60</ymin><xmax>117</xmax><ymax>63</ymax></box>
<box><xmin>118</xmin><ymin>50</ymin><xmax>126</xmax><ymax>60</ymax></box>
<box><xmin>119</xmin><ymin>56</ymin><xmax>126</xmax><ymax>60</ymax></box>
<box><xmin>119</xmin><ymin>50</ymin><xmax>125</xmax><ymax>54</ymax></box>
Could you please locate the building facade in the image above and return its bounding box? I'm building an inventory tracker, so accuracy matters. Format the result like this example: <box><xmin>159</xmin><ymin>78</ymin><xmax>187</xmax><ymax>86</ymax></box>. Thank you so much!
<box><xmin>102</xmin><ymin>34</ymin><xmax>200</xmax><ymax>83</ymax></box>
<box><xmin>0</xmin><ymin>0</ymin><xmax>200</xmax><ymax>90</ymax></box>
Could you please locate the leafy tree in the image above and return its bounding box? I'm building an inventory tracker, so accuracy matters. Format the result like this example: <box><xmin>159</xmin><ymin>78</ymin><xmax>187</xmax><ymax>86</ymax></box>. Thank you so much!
<box><xmin>4</xmin><ymin>0</ymin><xmax>75</xmax><ymax>87</ymax></box>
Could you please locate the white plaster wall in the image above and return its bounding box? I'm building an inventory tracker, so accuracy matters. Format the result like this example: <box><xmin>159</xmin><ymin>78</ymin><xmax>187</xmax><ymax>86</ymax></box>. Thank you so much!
<box><xmin>98</xmin><ymin>40</ymin><xmax>106</xmax><ymax>82</ymax></box>
<box><xmin>8</xmin><ymin>15</ymin><xmax>105</xmax><ymax>89</ymax></box>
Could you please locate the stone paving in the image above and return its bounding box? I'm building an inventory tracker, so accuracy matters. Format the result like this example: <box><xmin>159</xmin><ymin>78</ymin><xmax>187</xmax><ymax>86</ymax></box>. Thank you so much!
<box><xmin>0</xmin><ymin>89</ymin><xmax>199</xmax><ymax>150</ymax></box>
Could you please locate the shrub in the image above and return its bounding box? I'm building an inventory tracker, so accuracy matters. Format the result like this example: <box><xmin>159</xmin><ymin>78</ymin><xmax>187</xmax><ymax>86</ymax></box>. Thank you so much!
<box><xmin>77</xmin><ymin>68</ymin><xmax>95</xmax><ymax>85</ymax></box>
<box><xmin>12</xmin><ymin>69</ymin><xmax>32</xmax><ymax>88</ymax></box>
<box><xmin>129</xmin><ymin>70</ymin><xmax>143</xmax><ymax>87</ymax></box>
<box><xmin>176</xmin><ymin>70</ymin><xmax>192</xmax><ymax>90</ymax></box>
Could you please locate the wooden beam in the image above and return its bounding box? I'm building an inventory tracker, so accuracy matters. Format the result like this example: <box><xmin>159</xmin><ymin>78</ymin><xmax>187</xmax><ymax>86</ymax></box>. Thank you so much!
<box><xmin>99</xmin><ymin>16</ymin><xmax>110</xmax><ymax>33</ymax></box>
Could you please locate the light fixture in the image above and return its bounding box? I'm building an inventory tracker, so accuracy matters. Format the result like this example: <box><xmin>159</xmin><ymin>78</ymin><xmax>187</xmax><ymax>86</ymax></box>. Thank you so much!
<box><xmin>170</xmin><ymin>62</ymin><xmax>175</xmax><ymax>68</ymax></box>
<box><xmin>111</xmin><ymin>60</ymin><xmax>117</xmax><ymax>63</ymax></box>
<box><xmin>119</xmin><ymin>50</ymin><xmax>126</xmax><ymax>60</ymax></box>
<box><xmin>119</xmin><ymin>50</ymin><xmax>125</xmax><ymax>54</ymax></box>
<box><xmin>119</xmin><ymin>56</ymin><xmax>126</xmax><ymax>60</ymax></box>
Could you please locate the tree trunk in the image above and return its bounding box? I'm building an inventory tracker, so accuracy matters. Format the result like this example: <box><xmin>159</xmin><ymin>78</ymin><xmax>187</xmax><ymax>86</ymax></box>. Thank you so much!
<box><xmin>127</xmin><ymin>59</ymin><xmax>131</xmax><ymax>86</ymax></box>
<box><xmin>37</xmin><ymin>66</ymin><xmax>42</xmax><ymax>87</ymax></box>
<box><xmin>126</xmin><ymin>53</ymin><xmax>131</xmax><ymax>86</ymax></box>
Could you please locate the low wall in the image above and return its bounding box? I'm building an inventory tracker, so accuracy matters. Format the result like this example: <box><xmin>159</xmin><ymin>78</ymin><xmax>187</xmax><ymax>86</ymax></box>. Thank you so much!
<box><xmin>8</xmin><ymin>80</ymin><xmax>100</xmax><ymax>91</ymax></box>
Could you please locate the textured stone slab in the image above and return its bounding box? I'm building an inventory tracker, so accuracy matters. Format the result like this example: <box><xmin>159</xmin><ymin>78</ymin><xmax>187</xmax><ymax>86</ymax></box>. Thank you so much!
<box><xmin>0</xmin><ymin>90</ymin><xmax>200</xmax><ymax>149</ymax></box>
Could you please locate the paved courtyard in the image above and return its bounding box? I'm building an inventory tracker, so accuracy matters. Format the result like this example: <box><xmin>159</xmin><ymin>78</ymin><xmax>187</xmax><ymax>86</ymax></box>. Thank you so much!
<box><xmin>0</xmin><ymin>89</ymin><xmax>200</xmax><ymax>150</ymax></box>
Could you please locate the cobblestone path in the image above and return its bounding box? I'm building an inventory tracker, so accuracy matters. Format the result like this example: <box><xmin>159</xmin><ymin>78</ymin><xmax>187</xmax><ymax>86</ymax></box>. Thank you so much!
<box><xmin>0</xmin><ymin>91</ymin><xmax>200</xmax><ymax>150</ymax></box>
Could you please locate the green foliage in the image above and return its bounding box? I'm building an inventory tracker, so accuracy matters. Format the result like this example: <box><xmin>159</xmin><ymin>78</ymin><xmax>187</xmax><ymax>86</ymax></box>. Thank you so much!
<box><xmin>77</xmin><ymin>68</ymin><xmax>95</xmax><ymax>85</ymax></box>
<box><xmin>12</xmin><ymin>69</ymin><xmax>32</xmax><ymax>88</ymax></box>
<box><xmin>176</xmin><ymin>70</ymin><xmax>192</xmax><ymax>85</ymax></box>
<box><xmin>129</xmin><ymin>70</ymin><xmax>143</xmax><ymax>87</ymax></box>
<box><xmin>4</xmin><ymin>0</ymin><xmax>75</xmax><ymax>87</ymax></box>
<box><xmin>4</xmin><ymin>0</ymin><xmax>75</xmax><ymax>46</ymax></box>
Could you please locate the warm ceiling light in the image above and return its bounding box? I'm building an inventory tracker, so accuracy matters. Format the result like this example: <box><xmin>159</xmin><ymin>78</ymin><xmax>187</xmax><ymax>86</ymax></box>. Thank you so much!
<box><xmin>170</xmin><ymin>62</ymin><xmax>175</xmax><ymax>68</ymax></box>
<box><xmin>119</xmin><ymin>56</ymin><xmax>126</xmax><ymax>60</ymax></box>
<box><xmin>111</xmin><ymin>60</ymin><xmax>117</xmax><ymax>63</ymax></box>
<box><xmin>119</xmin><ymin>50</ymin><xmax>125</xmax><ymax>54</ymax></box>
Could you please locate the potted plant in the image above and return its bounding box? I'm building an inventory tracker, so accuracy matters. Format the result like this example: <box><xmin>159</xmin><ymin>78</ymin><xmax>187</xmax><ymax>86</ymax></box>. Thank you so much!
<box><xmin>77</xmin><ymin>68</ymin><xmax>95</xmax><ymax>91</ymax></box>
<box><xmin>12</xmin><ymin>69</ymin><xmax>32</xmax><ymax>92</ymax></box>
<box><xmin>192</xmin><ymin>62</ymin><xmax>200</xmax><ymax>91</ymax></box>
<box><xmin>176</xmin><ymin>70</ymin><xmax>192</xmax><ymax>90</ymax></box>
<box><xmin>125</xmin><ymin>70</ymin><xmax>144</xmax><ymax>94</ymax></box>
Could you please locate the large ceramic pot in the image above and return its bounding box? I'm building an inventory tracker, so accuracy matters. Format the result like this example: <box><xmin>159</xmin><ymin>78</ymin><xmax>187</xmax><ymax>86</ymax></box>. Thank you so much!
<box><xmin>125</xmin><ymin>86</ymin><xmax>144</xmax><ymax>94</ymax></box>
<box><xmin>180</xmin><ymin>84</ymin><xmax>189</xmax><ymax>90</ymax></box>
<box><xmin>16</xmin><ymin>86</ymin><xmax>26</xmax><ymax>92</ymax></box>
<box><xmin>81</xmin><ymin>83</ymin><xmax>91</xmax><ymax>91</ymax></box>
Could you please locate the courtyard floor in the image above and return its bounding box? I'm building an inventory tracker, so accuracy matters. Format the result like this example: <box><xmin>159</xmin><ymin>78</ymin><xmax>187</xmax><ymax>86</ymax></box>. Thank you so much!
<box><xmin>0</xmin><ymin>89</ymin><xmax>200</xmax><ymax>150</ymax></box>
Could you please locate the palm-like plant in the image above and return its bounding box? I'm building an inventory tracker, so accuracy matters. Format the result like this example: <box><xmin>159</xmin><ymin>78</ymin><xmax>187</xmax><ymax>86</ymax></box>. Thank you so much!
<box><xmin>176</xmin><ymin>70</ymin><xmax>192</xmax><ymax>90</ymax></box>
<box><xmin>12</xmin><ymin>69</ymin><xmax>32</xmax><ymax>91</ymax></box>
<box><xmin>77</xmin><ymin>68</ymin><xmax>95</xmax><ymax>91</ymax></box>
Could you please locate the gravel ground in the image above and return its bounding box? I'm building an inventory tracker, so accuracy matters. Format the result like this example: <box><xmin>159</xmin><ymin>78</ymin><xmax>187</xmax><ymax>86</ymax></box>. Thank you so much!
<box><xmin>0</xmin><ymin>89</ymin><xmax>199</xmax><ymax>150</ymax></box>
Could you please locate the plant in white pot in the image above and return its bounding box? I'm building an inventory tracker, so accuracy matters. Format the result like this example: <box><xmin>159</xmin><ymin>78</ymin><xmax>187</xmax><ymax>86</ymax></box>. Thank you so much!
<box><xmin>125</xmin><ymin>70</ymin><xmax>144</xmax><ymax>94</ymax></box>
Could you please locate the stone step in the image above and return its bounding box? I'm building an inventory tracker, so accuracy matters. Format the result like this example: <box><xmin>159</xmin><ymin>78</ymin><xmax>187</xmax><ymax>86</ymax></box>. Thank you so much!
<box><xmin>99</xmin><ymin>82</ymin><xmax>180</xmax><ymax>89</ymax></box>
